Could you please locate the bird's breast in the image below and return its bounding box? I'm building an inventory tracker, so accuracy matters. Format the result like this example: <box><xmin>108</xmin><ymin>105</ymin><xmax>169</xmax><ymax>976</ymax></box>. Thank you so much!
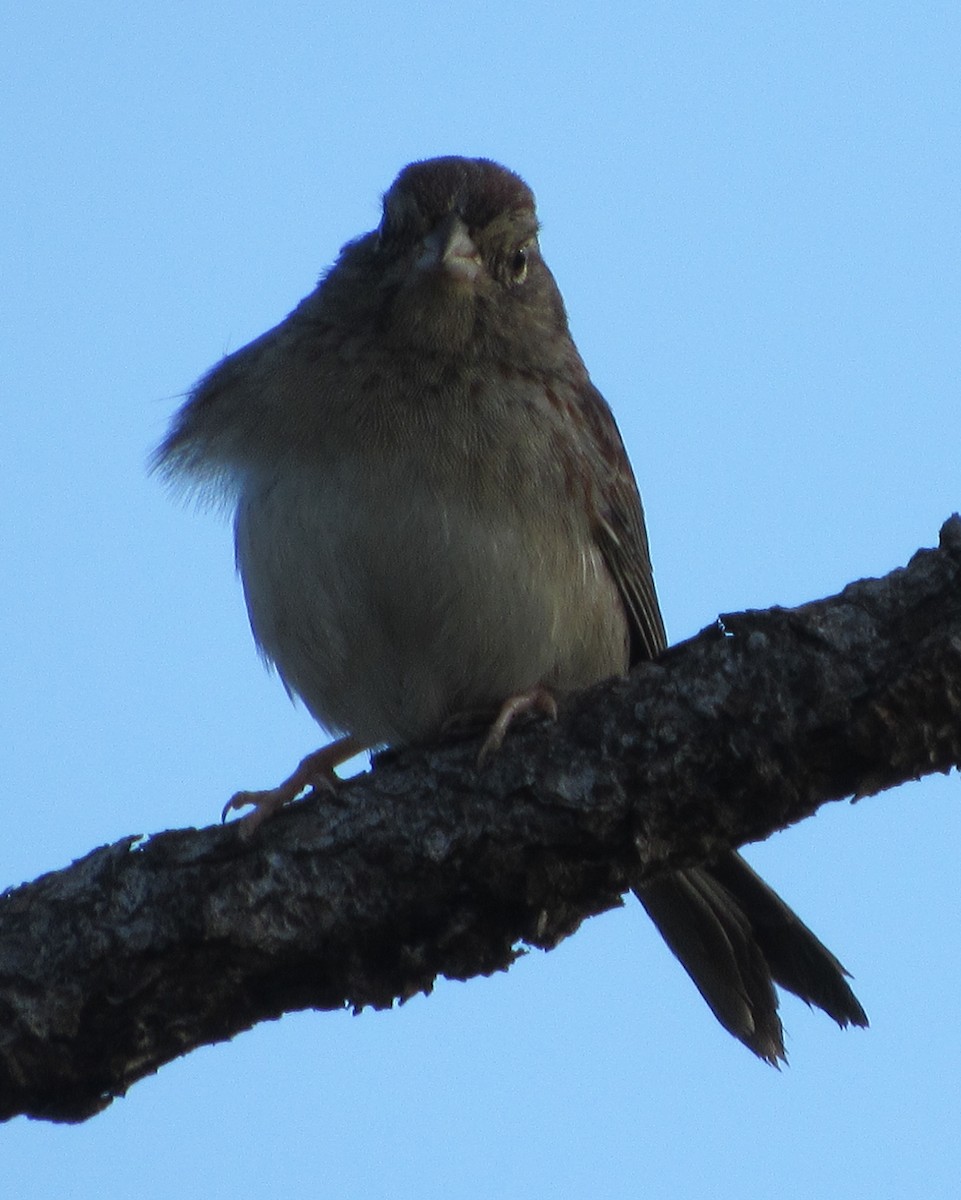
<box><xmin>234</xmin><ymin>399</ymin><xmax>628</xmax><ymax>746</ymax></box>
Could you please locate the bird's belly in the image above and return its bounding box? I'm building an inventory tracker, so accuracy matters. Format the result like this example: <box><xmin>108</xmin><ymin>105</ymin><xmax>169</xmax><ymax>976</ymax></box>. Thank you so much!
<box><xmin>235</xmin><ymin>463</ymin><xmax>628</xmax><ymax>745</ymax></box>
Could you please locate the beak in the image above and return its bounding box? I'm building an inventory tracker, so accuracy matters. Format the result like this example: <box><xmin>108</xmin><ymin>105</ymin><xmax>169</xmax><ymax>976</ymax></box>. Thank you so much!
<box><xmin>414</xmin><ymin>213</ymin><xmax>482</xmax><ymax>281</ymax></box>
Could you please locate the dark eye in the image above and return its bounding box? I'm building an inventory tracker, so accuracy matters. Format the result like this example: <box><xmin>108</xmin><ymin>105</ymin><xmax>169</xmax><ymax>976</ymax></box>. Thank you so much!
<box><xmin>510</xmin><ymin>246</ymin><xmax>529</xmax><ymax>284</ymax></box>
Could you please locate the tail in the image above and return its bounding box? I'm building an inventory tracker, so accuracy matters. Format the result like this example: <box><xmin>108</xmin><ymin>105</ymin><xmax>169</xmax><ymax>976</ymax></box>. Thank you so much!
<box><xmin>634</xmin><ymin>850</ymin><xmax>868</xmax><ymax>1063</ymax></box>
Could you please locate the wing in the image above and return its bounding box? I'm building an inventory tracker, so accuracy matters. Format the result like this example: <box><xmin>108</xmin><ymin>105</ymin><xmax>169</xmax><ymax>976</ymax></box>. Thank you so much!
<box><xmin>578</xmin><ymin>381</ymin><xmax>667</xmax><ymax>662</ymax></box>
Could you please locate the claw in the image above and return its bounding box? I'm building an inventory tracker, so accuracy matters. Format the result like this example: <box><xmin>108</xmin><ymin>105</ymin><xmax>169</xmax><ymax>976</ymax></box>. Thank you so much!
<box><xmin>477</xmin><ymin>686</ymin><xmax>558</xmax><ymax>765</ymax></box>
<box><xmin>222</xmin><ymin>734</ymin><xmax>364</xmax><ymax>831</ymax></box>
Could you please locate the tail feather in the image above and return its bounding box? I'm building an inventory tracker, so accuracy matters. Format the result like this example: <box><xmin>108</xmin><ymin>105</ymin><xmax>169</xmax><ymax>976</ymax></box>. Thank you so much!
<box><xmin>635</xmin><ymin>850</ymin><xmax>868</xmax><ymax>1062</ymax></box>
<box><xmin>709</xmin><ymin>853</ymin><xmax>868</xmax><ymax>1028</ymax></box>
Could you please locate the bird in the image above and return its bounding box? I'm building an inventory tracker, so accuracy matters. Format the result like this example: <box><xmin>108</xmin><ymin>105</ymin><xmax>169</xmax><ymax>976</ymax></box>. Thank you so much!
<box><xmin>155</xmin><ymin>155</ymin><xmax>868</xmax><ymax>1062</ymax></box>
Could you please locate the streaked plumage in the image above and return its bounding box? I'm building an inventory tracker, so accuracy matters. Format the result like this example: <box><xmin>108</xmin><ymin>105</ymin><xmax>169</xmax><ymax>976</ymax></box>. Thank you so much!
<box><xmin>157</xmin><ymin>157</ymin><xmax>867</xmax><ymax>1060</ymax></box>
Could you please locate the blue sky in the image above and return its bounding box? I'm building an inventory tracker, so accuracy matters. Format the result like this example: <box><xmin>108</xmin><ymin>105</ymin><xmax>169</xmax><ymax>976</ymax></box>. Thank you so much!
<box><xmin>3</xmin><ymin>3</ymin><xmax>959</xmax><ymax>1196</ymax></box>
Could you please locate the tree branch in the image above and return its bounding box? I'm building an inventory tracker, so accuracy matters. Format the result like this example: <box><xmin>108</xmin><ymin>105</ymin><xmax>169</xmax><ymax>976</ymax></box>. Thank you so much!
<box><xmin>3</xmin><ymin>517</ymin><xmax>960</xmax><ymax>1124</ymax></box>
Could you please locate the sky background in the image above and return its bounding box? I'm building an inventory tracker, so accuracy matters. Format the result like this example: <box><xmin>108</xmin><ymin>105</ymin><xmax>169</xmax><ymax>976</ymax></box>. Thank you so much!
<box><xmin>3</xmin><ymin>2</ymin><xmax>959</xmax><ymax>1196</ymax></box>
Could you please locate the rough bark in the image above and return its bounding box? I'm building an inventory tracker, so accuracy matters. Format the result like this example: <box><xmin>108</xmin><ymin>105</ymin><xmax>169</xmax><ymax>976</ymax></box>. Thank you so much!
<box><xmin>2</xmin><ymin>517</ymin><xmax>960</xmax><ymax>1124</ymax></box>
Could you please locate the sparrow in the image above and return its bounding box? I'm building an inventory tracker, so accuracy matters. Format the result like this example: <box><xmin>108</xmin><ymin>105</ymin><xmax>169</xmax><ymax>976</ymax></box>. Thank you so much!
<box><xmin>156</xmin><ymin>155</ymin><xmax>868</xmax><ymax>1061</ymax></box>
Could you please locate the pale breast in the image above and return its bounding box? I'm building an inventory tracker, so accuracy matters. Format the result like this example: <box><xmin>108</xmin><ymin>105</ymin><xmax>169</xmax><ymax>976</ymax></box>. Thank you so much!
<box><xmin>234</xmin><ymin>449</ymin><xmax>629</xmax><ymax>746</ymax></box>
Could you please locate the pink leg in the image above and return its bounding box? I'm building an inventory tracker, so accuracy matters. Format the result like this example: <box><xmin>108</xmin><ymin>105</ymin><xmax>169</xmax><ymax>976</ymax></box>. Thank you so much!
<box><xmin>222</xmin><ymin>734</ymin><xmax>365</xmax><ymax>831</ymax></box>
<box><xmin>477</xmin><ymin>686</ymin><xmax>558</xmax><ymax>765</ymax></box>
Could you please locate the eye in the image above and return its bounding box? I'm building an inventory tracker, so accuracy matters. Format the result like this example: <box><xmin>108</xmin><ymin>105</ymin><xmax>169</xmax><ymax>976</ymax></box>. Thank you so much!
<box><xmin>509</xmin><ymin>246</ymin><xmax>530</xmax><ymax>284</ymax></box>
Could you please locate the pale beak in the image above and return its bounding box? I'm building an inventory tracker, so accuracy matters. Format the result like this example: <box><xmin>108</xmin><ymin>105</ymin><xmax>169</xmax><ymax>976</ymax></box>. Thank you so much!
<box><xmin>414</xmin><ymin>213</ymin><xmax>482</xmax><ymax>281</ymax></box>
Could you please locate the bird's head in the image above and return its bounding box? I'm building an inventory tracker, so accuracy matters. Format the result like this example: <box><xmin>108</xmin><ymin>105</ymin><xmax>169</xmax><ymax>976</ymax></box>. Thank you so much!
<box><xmin>329</xmin><ymin>157</ymin><xmax>570</xmax><ymax>357</ymax></box>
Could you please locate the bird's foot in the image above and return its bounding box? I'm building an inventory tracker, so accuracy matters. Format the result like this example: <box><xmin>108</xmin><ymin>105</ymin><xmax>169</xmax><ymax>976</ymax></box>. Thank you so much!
<box><xmin>222</xmin><ymin>734</ymin><xmax>365</xmax><ymax>831</ymax></box>
<box><xmin>477</xmin><ymin>686</ymin><xmax>558</xmax><ymax>765</ymax></box>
